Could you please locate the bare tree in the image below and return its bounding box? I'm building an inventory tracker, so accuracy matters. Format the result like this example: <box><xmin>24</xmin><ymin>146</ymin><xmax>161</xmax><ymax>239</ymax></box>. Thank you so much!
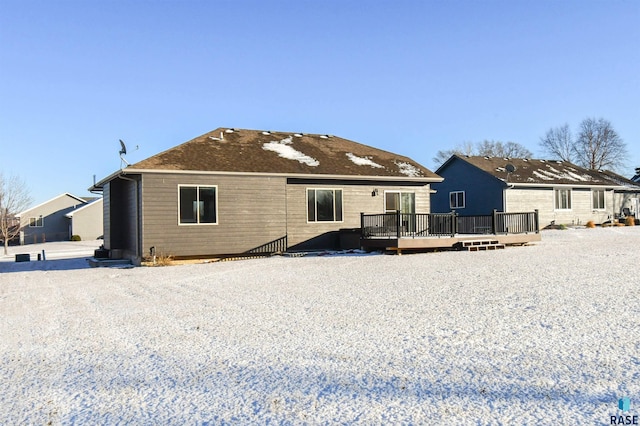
<box><xmin>433</xmin><ymin>140</ymin><xmax>533</xmax><ymax>167</ymax></box>
<box><xmin>0</xmin><ymin>173</ymin><xmax>32</xmax><ymax>255</ymax></box>
<box><xmin>575</xmin><ymin>117</ymin><xmax>628</xmax><ymax>171</ymax></box>
<box><xmin>540</xmin><ymin>123</ymin><xmax>574</xmax><ymax>162</ymax></box>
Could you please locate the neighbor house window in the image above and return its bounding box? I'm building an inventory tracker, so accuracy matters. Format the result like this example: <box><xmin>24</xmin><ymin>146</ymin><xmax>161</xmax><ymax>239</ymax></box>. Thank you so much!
<box><xmin>555</xmin><ymin>188</ymin><xmax>572</xmax><ymax>210</ymax></box>
<box><xmin>449</xmin><ymin>191</ymin><xmax>465</xmax><ymax>209</ymax></box>
<box><xmin>592</xmin><ymin>189</ymin><xmax>605</xmax><ymax>210</ymax></box>
<box><xmin>307</xmin><ymin>189</ymin><xmax>343</xmax><ymax>222</ymax></box>
<box><xmin>179</xmin><ymin>185</ymin><xmax>217</xmax><ymax>225</ymax></box>
<box><xmin>29</xmin><ymin>216</ymin><xmax>44</xmax><ymax>227</ymax></box>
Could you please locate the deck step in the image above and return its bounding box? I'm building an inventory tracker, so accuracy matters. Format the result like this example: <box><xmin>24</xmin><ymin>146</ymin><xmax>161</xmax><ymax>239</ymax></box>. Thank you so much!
<box><xmin>455</xmin><ymin>240</ymin><xmax>505</xmax><ymax>251</ymax></box>
<box><xmin>466</xmin><ymin>244</ymin><xmax>505</xmax><ymax>251</ymax></box>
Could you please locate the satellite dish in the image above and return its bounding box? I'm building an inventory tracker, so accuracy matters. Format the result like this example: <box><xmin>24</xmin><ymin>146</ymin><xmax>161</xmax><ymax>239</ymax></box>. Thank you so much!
<box><xmin>505</xmin><ymin>163</ymin><xmax>516</xmax><ymax>173</ymax></box>
<box><xmin>119</xmin><ymin>139</ymin><xmax>130</xmax><ymax>167</ymax></box>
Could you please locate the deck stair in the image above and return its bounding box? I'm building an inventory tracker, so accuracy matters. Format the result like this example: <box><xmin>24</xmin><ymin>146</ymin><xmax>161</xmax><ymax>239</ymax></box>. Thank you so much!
<box><xmin>456</xmin><ymin>239</ymin><xmax>505</xmax><ymax>251</ymax></box>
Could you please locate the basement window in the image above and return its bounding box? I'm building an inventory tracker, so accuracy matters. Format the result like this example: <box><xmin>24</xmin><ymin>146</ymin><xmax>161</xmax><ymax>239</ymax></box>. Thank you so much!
<box><xmin>179</xmin><ymin>185</ymin><xmax>217</xmax><ymax>225</ymax></box>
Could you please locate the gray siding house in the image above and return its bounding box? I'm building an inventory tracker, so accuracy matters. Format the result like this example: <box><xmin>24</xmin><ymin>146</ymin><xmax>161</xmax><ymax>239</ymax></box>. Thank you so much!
<box><xmin>90</xmin><ymin>128</ymin><xmax>442</xmax><ymax>263</ymax></box>
<box><xmin>65</xmin><ymin>198</ymin><xmax>104</xmax><ymax>241</ymax></box>
<box><xmin>17</xmin><ymin>193</ymin><xmax>89</xmax><ymax>244</ymax></box>
<box><xmin>432</xmin><ymin>155</ymin><xmax>634</xmax><ymax>228</ymax></box>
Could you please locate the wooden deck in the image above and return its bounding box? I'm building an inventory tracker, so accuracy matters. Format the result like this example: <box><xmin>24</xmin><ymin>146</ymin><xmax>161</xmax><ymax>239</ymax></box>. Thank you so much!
<box><xmin>359</xmin><ymin>210</ymin><xmax>541</xmax><ymax>253</ymax></box>
<box><xmin>361</xmin><ymin>232</ymin><xmax>541</xmax><ymax>253</ymax></box>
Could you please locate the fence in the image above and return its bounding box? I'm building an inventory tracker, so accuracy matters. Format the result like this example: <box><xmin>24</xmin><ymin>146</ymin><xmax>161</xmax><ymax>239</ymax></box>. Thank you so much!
<box><xmin>361</xmin><ymin>210</ymin><xmax>539</xmax><ymax>239</ymax></box>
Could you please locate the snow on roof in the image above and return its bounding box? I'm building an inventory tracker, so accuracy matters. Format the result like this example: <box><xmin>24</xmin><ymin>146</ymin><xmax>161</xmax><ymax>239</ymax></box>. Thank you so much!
<box><xmin>395</xmin><ymin>161</ymin><xmax>423</xmax><ymax>177</ymax></box>
<box><xmin>532</xmin><ymin>170</ymin><xmax>555</xmax><ymax>181</ymax></box>
<box><xmin>345</xmin><ymin>153</ymin><xmax>384</xmax><ymax>169</ymax></box>
<box><xmin>262</xmin><ymin>136</ymin><xmax>319</xmax><ymax>167</ymax></box>
<box><xmin>533</xmin><ymin>165</ymin><xmax>593</xmax><ymax>182</ymax></box>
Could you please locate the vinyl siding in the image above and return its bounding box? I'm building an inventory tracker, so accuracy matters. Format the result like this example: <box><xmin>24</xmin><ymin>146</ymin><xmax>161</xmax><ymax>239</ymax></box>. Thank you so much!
<box><xmin>140</xmin><ymin>173</ymin><xmax>287</xmax><ymax>257</ymax></box>
<box><xmin>103</xmin><ymin>183</ymin><xmax>111</xmax><ymax>249</ymax></box>
<box><xmin>505</xmin><ymin>187</ymin><xmax>615</xmax><ymax>226</ymax></box>
<box><xmin>285</xmin><ymin>181</ymin><xmax>431</xmax><ymax>248</ymax></box>
<box><xmin>19</xmin><ymin>194</ymin><xmax>86</xmax><ymax>244</ymax></box>
<box><xmin>432</xmin><ymin>158</ymin><xmax>504</xmax><ymax>215</ymax></box>
<box><xmin>70</xmin><ymin>200</ymin><xmax>104</xmax><ymax>241</ymax></box>
<box><xmin>108</xmin><ymin>177</ymin><xmax>139</xmax><ymax>257</ymax></box>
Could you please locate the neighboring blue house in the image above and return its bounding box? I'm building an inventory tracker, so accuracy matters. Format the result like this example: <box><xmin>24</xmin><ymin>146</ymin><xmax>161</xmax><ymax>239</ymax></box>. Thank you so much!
<box><xmin>432</xmin><ymin>155</ymin><xmax>633</xmax><ymax>227</ymax></box>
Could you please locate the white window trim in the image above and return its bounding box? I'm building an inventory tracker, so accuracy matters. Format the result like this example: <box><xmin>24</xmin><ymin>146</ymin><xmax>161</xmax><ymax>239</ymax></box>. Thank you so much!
<box><xmin>449</xmin><ymin>191</ymin><xmax>465</xmax><ymax>209</ymax></box>
<box><xmin>554</xmin><ymin>188</ymin><xmax>572</xmax><ymax>211</ymax></box>
<box><xmin>177</xmin><ymin>184</ymin><xmax>218</xmax><ymax>226</ymax></box>
<box><xmin>306</xmin><ymin>188</ymin><xmax>344</xmax><ymax>223</ymax></box>
<box><xmin>591</xmin><ymin>189</ymin><xmax>606</xmax><ymax>211</ymax></box>
<box><xmin>29</xmin><ymin>216</ymin><xmax>44</xmax><ymax>227</ymax></box>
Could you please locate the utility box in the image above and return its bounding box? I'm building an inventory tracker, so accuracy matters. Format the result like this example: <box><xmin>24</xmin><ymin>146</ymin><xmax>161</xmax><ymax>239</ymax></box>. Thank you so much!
<box><xmin>15</xmin><ymin>254</ymin><xmax>30</xmax><ymax>262</ymax></box>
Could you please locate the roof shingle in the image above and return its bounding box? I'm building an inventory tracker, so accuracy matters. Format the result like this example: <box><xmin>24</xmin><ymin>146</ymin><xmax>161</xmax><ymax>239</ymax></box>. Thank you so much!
<box><xmin>130</xmin><ymin>128</ymin><xmax>440</xmax><ymax>180</ymax></box>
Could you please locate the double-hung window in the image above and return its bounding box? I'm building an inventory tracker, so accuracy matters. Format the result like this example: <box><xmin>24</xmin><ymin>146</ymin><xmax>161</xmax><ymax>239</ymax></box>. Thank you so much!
<box><xmin>179</xmin><ymin>185</ymin><xmax>217</xmax><ymax>225</ymax></box>
<box><xmin>555</xmin><ymin>188</ymin><xmax>572</xmax><ymax>210</ymax></box>
<box><xmin>449</xmin><ymin>191</ymin><xmax>465</xmax><ymax>209</ymax></box>
<box><xmin>592</xmin><ymin>189</ymin><xmax>605</xmax><ymax>210</ymax></box>
<box><xmin>307</xmin><ymin>189</ymin><xmax>343</xmax><ymax>222</ymax></box>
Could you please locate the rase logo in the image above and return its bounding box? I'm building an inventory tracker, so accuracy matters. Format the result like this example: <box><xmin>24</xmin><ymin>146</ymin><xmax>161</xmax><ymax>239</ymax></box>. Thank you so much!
<box><xmin>611</xmin><ymin>397</ymin><xmax>639</xmax><ymax>425</ymax></box>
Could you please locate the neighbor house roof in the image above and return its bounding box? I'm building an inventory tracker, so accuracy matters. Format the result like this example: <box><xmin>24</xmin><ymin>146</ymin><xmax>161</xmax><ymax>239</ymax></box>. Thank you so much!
<box><xmin>65</xmin><ymin>198</ymin><xmax>103</xmax><ymax>218</ymax></box>
<box><xmin>17</xmin><ymin>193</ymin><xmax>87</xmax><ymax>218</ymax></box>
<box><xmin>596</xmin><ymin>170</ymin><xmax>640</xmax><ymax>191</ymax></box>
<box><xmin>438</xmin><ymin>155</ymin><xmax>626</xmax><ymax>188</ymax></box>
<box><xmin>124</xmin><ymin>128</ymin><xmax>441</xmax><ymax>180</ymax></box>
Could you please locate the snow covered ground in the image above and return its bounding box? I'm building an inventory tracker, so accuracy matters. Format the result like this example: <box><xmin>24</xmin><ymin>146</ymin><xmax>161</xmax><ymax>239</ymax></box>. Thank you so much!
<box><xmin>1</xmin><ymin>228</ymin><xmax>639</xmax><ymax>424</ymax></box>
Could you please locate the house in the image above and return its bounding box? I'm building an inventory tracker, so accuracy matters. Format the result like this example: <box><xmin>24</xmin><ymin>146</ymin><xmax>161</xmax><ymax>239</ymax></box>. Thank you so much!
<box><xmin>65</xmin><ymin>198</ymin><xmax>105</xmax><ymax>241</ymax></box>
<box><xmin>17</xmin><ymin>193</ymin><xmax>88</xmax><ymax>244</ymax></box>
<box><xmin>597</xmin><ymin>170</ymin><xmax>640</xmax><ymax>219</ymax></box>
<box><xmin>89</xmin><ymin>128</ymin><xmax>442</xmax><ymax>263</ymax></box>
<box><xmin>432</xmin><ymin>155</ymin><xmax>632</xmax><ymax>227</ymax></box>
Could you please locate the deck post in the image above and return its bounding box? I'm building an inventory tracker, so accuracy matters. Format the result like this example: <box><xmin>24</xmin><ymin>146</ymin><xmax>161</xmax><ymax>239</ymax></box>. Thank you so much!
<box><xmin>451</xmin><ymin>211</ymin><xmax>456</xmax><ymax>237</ymax></box>
<box><xmin>360</xmin><ymin>212</ymin><xmax>364</xmax><ymax>239</ymax></box>
<box><xmin>396</xmin><ymin>210</ymin><xmax>401</xmax><ymax>238</ymax></box>
<box><xmin>492</xmin><ymin>209</ymin><xmax>497</xmax><ymax>234</ymax></box>
<box><xmin>534</xmin><ymin>209</ymin><xmax>540</xmax><ymax>233</ymax></box>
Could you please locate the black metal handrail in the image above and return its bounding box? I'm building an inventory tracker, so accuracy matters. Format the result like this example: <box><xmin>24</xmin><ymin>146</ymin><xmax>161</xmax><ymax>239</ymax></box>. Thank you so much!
<box><xmin>361</xmin><ymin>210</ymin><xmax>539</xmax><ymax>239</ymax></box>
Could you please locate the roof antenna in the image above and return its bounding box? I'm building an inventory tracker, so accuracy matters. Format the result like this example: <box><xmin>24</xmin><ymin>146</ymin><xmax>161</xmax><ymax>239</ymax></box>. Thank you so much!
<box><xmin>119</xmin><ymin>139</ymin><xmax>138</xmax><ymax>168</ymax></box>
<box><xmin>119</xmin><ymin>139</ymin><xmax>130</xmax><ymax>167</ymax></box>
<box><xmin>505</xmin><ymin>163</ymin><xmax>516</xmax><ymax>183</ymax></box>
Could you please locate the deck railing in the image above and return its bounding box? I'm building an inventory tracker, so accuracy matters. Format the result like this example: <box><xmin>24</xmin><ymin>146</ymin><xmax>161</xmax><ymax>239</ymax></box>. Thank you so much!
<box><xmin>361</xmin><ymin>210</ymin><xmax>539</xmax><ymax>239</ymax></box>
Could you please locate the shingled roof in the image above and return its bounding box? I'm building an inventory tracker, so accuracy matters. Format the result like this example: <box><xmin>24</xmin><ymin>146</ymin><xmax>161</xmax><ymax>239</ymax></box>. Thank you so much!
<box><xmin>129</xmin><ymin>128</ymin><xmax>440</xmax><ymax>180</ymax></box>
<box><xmin>441</xmin><ymin>155</ymin><xmax>627</xmax><ymax>187</ymax></box>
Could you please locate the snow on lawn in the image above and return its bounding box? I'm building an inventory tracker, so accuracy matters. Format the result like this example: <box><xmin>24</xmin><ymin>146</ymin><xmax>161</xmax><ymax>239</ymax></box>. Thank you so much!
<box><xmin>1</xmin><ymin>228</ymin><xmax>639</xmax><ymax>424</ymax></box>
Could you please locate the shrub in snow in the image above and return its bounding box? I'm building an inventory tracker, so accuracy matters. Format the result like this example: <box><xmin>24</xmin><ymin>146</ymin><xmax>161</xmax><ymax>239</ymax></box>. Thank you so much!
<box><xmin>586</xmin><ymin>221</ymin><xmax>596</xmax><ymax>228</ymax></box>
<box><xmin>625</xmin><ymin>216</ymin><xmax>635</xmax><ymax>226</ymax></box>
<box><xmin>71</xmin><ymin>235</ymin><xmax>81</xmax><ymax>241</ymax></box>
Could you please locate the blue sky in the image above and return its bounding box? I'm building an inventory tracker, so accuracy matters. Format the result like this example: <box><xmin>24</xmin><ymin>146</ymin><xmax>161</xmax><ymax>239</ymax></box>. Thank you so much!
<box><xmin>1</xmin><ymin>0</ymin><xmax>638</xmax><ymax>205</ymax></box>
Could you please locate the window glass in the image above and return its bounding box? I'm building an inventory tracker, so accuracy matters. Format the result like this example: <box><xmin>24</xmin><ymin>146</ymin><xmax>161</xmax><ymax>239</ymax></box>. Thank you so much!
<box><xmin>316</xmin><ymin>189</ymin><xmax>335</xmax><ymax>221</ymax></box>
<box><xmin>307</xmin><ymin>189</ymin><xmax>343</xmax><ymax>222</ymax></box>
<box><xmin>199</xmin><ymin>187</ymin><xmax>217</xmax><ymax>223</ymax></box>
<box><xmin>592</xmin><ymin>190</ymin><xmax>605</xmax><ymax>209</ymax></box>
<box><xmin>179</xmin><ymin>186</ymin><xmax>216</xmax><ymax>224</ymax></box>
<box><xmin>450</xmin><ymin>191</ymin><xmax>465</xmax><ymax>209</ymax></box>
<box><xmin>555</xmin><ymin>189</ymin><xmax>571</xmax><ymax>209</ymax></box>
<box><xmin>179</xmin><ymin>187</ymin><xmax>198</xmax><ymax>223</ymax></box>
